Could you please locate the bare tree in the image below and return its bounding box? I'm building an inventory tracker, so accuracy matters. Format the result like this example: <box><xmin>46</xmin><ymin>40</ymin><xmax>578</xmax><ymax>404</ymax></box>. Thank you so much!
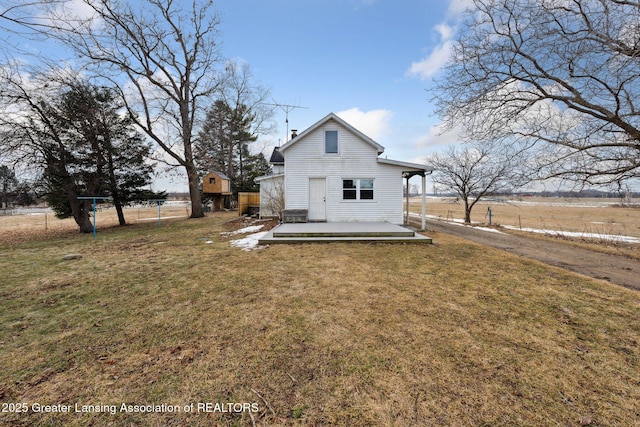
<box><xmin>0</xmin><ymin>64</ymin><xmax>158</xmax><ymax>232</ymax></box>
<box><xmin>433</xmin><ymin>0</ymin><xmax>640</xmax><ymax>185</ymax></box>
<box><xmin>196</xmin><ymin>61</ymin><xmax>274</xmax><ymax>190</ymax></box>
<box><xmin>260</xmin><ymin>177</ymin><xmax>285</xmax><ymax>219</ymax></box>
<box><xmin>219</xmin><ymin>60</ymin><xmax>275</xmax><ymax>140</ymax></box>
<box><xmin>427</xmin><ymin>141</ymin><xmax>527</xmax><ymax>223</ymax></box>
<box><xmin>46</xmin><ymin>0</ymin><xmax>223</xmax><ymax>218</ymax></box>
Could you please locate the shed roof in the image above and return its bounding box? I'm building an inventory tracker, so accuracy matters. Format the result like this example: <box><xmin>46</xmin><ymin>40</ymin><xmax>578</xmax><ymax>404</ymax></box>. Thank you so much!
<box><xmin>205</xmin><ymin>170</ymin><xmax>230</xmax><ymax>180</ymax></box>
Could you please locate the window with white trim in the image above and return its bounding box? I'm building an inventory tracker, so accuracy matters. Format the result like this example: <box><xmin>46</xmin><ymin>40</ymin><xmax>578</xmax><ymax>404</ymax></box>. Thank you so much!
<box><xmin>342</xmin><ymin>179</ymin><xmax>374</xmax><ymax>200</ymax></box>
<box><xmin>325</xmin><ymin>130</ymin><xmax>338</xmax><ymax>154</ymax></box>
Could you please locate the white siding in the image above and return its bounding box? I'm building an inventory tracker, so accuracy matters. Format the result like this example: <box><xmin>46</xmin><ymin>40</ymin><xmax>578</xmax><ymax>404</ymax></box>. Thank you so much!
<box><xmin>258</xmin><ymin>175</ymin><xmax>284</xmax><ymax>218</ymax></box>
<box><xmin>283</xmin><ymin>118</ymin><xmax>406</xmax><ymax>223</ymax></box>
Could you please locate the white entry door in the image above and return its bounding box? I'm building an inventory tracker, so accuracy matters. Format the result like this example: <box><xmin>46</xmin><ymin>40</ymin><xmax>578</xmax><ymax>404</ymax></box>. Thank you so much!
<box><xmin>308</xmin><ymin>178</ymin><xmax>326</xmax><ymax>221</ymax></box>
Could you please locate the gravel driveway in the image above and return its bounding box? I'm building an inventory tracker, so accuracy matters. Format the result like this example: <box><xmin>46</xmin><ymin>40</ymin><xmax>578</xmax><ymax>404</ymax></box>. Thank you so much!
<box><xmin>420</xmin><ymin>218</ymin><xmax>639</xmax><ymax>291</ymax></box>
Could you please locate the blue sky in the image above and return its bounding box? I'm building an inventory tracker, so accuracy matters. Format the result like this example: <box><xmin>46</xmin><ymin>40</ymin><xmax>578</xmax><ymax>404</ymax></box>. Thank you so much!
<box><xmin>215</xmin><ymin>0</ymin><xmax>469</xmax><ymax>166</ymax></box>
<box><xmin>4</xmin><ymin>0</ymin><xmax>472</xmax><ymax>191</ymax></box>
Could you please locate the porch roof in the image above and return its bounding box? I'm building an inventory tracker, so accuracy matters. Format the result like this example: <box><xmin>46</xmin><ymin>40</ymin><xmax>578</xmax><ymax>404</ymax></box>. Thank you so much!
<box><xmin>377</xmin><ymin>158</ymin><xmax>434</xmax><ymax>177</ymax></box>
<box><xmin>255</xmin><ymin>173</ymin><xmax>284</xmax><ymax>182</ymax></box>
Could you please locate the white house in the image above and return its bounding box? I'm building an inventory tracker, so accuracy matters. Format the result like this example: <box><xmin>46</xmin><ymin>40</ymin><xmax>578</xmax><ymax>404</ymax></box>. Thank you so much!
<box><xmin>257</xmin><ymin>113</ymin><xmax>433</xmax><ymax>227</ymax></box>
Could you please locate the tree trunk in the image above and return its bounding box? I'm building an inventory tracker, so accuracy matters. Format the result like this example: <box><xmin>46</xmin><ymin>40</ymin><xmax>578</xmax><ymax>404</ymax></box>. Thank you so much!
<box><xmin>212</xmin><ymin>194</ymin><xmax>222</xmax><ymax>212</ymax></box>
<box><xmin>76</xmin><ymin>212</ymin><xmax>94</xmax><ymax>233</ymax></box>
<box><xmin>60</xmin><ymin>173</ymin><xmax>94</xmax><ymax>233</ymax></box>
<box><xmin>114</xmin><ymin>202</ymin><xmax>126</xmax><ymax>226</ymax></box>
<box><xmin>70</xmin><ymin>198</ymin><xmax>94</xmax><ymax>233</ymax></box>
<box><xmin>464</xmin><ymin>199</ymin><xmax>472</xmax><ymax>224</ymax></box>
<box><xmin>187</xmin><ymin>163</ymin><xmax>204</xmax><ymax>218</ymax></box>
<box><xmin>106</xmin><ymin>151</ymin><xmax>126</xmax><ymax>226</ymax></box>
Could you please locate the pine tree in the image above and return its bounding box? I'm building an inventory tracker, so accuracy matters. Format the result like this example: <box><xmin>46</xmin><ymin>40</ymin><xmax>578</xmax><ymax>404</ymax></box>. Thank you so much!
<box><xmin>0</xmin><ymin>165</ymin><xmax>19</xmax><ymax>209</ymax></box>
<box><xmin>195</xmin><ymin>100</ymin><xmax>269</xmax><ymax>195</ymax></box>
<box><xmin>43</xmin><ymin>82</ymin><xmax>160</xmax><ymax>229</ymax></box>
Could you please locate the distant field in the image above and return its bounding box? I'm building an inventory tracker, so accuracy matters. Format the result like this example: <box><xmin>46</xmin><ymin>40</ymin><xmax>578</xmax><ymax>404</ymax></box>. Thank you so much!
<box><xmin>412</xmin><ymin>197</ymin><xmax>640</xmax><ymax>239</ymax></box>
<box><xmin>3</xmin><ymin>197</ymin><xmax>640</xmax><ymax>244</ymax></box>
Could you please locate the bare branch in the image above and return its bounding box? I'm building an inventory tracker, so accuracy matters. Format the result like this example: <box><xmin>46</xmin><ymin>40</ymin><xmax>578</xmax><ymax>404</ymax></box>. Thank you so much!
<box><xmin>427</xmin><ymin>141</ymin><xmax>529</xmax><ymax>223</ymax></box>
<box><xmin>45</xmin><ymin>0</ymin><xmax>224</xmax><ymax>217</ymax></box>
<box><xmin>432</xmin><ymin>0</ymin><xmax>640</xmax><ymax>185</ymax></box>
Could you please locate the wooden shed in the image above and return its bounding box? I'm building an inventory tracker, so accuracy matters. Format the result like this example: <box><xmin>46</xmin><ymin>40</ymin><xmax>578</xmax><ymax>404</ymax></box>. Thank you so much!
<box><xmin>203</xmin><ymin>171</ymin><xmax>232</xmax><ymax>211</ymax></box>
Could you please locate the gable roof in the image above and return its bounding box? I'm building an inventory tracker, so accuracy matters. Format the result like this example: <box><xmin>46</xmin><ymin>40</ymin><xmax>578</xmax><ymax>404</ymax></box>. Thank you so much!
<box><xmin>279</xmin><ymin>112</ymin><xmax>385</xmax><ymax>155</ymax></box>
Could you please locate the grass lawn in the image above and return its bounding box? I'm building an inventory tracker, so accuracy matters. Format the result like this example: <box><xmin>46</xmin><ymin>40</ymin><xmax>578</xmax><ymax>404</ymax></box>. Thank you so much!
<box><xmin>1</xmin><ymin>212</ymin><xmax>638</xmax><ymax>426</ymax></box>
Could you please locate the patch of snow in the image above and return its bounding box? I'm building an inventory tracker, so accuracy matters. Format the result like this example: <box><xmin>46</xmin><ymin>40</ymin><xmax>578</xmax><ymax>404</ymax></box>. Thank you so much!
<box><xmin>502</xmin><ymin>225</ymin><xmax>640</xmax><ymax>244</ymax></box>
<box><xmin>137</xmin><ymin>215</ymin><xmax>185</xmax><ymax>221</ymax></box>
<box><xmin>412</xmin><ymin>213</ymin><xmax>506</xmax><ymax>233</ymax></box>
<box><xmin>508</xmin><ymin>200</ymin><xmax>610</xmax><ymax>208</ymax></box>
<box><xmin>474</xmin><ymin>226</ymin><xmax>507</xmax><ymax>234</ymax></box>
<box><xmin>221</xmin><ymin>225</ymin><xmax>264</xmax><ymax>236</ymax></box>
<box><xmin>435</xmin><ymin>218</ymin><xmax>506</xmax><ymax>234</ymax></box>
<box><xmin>230</xmin><ymin>231</ymin><xmax>268</xmax><ymax>251</ymax></box>
<box><xmin>412</xmin><ymin>212</ymin><xmax>640</xmax><ymax>243</ymax></box>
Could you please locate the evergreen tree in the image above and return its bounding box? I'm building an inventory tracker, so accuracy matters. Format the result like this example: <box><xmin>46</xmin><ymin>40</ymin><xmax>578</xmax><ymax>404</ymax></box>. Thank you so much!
<box><xmin>196</xmin><ymin>100</ymin><xmax>269</xmax><ymax>194</ymax></box>
<box><xmin>234</xmin><ymin>147</ymin><xmax>271</xmax><ymax>193</ymax></box>
<box><xmin>0</xmin><ymin>165</ymin><xmax>19</xmax><ymax>209</ymax></box>
<box><xmin>42</xmin><ymin>82</ymin><xmax>160</xmax><ymax>228</ymax></box>
<box><xmin>195</xmin><ymin>100</ymin><xmax>235</xmax><ymax>178</ymax></box>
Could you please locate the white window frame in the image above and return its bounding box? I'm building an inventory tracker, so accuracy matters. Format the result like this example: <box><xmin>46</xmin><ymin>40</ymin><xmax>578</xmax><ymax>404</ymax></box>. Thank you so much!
<box><xmin>325</xmin><ymin>130</ymin><xmax>339</xmax><ymax>154</ymax></box>
<box><xmin>342</xmin><ymin>178</ymin><xmax>375</xmax><ymax>201</ymax></box>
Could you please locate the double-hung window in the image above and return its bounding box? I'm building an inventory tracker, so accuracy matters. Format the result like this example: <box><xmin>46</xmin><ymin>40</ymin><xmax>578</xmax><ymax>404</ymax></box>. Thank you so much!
<box><xmin>343</xmin><ymin>179</ymin><xmax>374</xmax><ymax>200</ymax></box>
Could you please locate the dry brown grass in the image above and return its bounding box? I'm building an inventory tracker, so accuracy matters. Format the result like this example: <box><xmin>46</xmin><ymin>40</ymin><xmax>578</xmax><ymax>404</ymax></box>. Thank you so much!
<box><xmin>1</xmin><ymin>212</ymin><xmax>639</xmax><ymax>426</ymax></box>
<box><xmin>418</xmin><ymin>197</ymin><xmax>640</xmax><ymax>237</ymax></box>
<box><xmin>0</xmin><ymin>204</ymin><xmax>191</xmax><ymax>245</ymax></box>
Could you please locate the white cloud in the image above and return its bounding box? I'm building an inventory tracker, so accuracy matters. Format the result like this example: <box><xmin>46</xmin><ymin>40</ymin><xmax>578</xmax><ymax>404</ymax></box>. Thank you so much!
<box><xmin>37</xmin><ymin>0</ymin><xmax>99</xmax><ymax>30</ymax></box>
<box><xmin>62</xmin><ymin>0</ymin><xmax>95</xmax><ymax>18</ymax></box>
<box><xmin>336</xmin><ymin>108</ymin><xmax>393</xmax><ymax>140</ymax></box>
<box><xmin>407</xmin><ymin>40</ymin><xmax>454</xmax><ymax>80</ymax></box>
<box><xmin>435</xmin><ymin>23</ymin><xmax>455</xmax><ymax>41</ymax></box>
<box><xmin>415</xmin><ymin>122</ymin><xmax>461</xmax><ymax>148</ymax></box>
<box><xmin>446</xmin><ymin>0</ymin><xmax>475</xmax><ymax>17</ymax></box>
<box><xmin>406</xmin><ymin>0</ymin><xmax>474</xmax><ymax>80</ymax></box>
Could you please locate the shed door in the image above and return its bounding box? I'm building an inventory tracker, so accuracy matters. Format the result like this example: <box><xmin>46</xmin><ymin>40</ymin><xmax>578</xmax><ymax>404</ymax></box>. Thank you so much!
<box><xmin>308</xmin><ymin>178</ymin><xmax>326</xmax><ymax>221</ymax></box>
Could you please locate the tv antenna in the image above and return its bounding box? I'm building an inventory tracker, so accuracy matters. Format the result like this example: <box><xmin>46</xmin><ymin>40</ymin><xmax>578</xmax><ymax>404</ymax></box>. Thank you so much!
<box><xmin>266</xmin><ymin>100</ymin><xmax>308</xmax><ymax>142</ymax></box>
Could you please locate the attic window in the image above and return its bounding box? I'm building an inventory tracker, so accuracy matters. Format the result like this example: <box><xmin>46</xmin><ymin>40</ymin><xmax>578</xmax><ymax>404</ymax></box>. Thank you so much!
<box><xmin>209</xmin><ymin>177</ymin><xmax>216</xmax><ymax>184</ymax></box>
<box><xmin>325</xmin><ymin>130</ymin><xmax>338</xmax><ymax>154</ymax></box>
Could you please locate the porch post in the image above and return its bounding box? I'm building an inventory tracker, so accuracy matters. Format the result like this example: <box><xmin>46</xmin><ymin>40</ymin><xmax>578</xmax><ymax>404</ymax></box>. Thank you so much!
<box><xmin>421</xmin><ymin>174</ymin><xmax>427</xmax><ymax>230</ymax></box>
<box><xmin>405</xmin><ymin>175</ymin><xmax>410</xmax><ymax>225</ymax></box>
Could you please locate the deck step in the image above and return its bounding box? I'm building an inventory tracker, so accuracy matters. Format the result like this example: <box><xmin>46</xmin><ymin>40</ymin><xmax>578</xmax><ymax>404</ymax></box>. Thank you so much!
<box><xmin>259</xmin><ymin>222</ymin><xmax>432</xmax><ymax>244</ymax></box>
<box><xmin>273</xmin><ymin>230</ymin><xmax>415</xmax><ymax>238</ymax></box>
<box><xmin>259</xmin><ymin>234</ymin><xmax>432</xmax><ymax>244</ymax></box>
<box><xmin>271</xmin><ymin>222</ymin><xmax>415</xmax><ymax>238</ymax></box>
